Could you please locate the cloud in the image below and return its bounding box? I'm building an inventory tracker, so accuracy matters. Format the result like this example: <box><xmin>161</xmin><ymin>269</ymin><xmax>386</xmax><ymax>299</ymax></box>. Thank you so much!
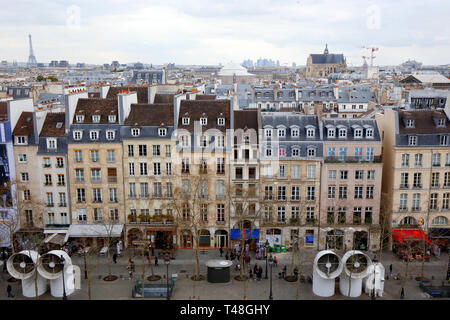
<box><xmin>0</xmin><ymin>0</ymin><xmax>449</xmax><ymax>65</ymax></box>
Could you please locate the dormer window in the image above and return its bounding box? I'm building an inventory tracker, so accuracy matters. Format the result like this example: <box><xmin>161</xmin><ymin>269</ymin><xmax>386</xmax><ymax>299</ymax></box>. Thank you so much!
<box><xmin>182</xmin><ymin>117</ymin><xmax>190</xmax><ymax>125</ymax></box>
<box><xmin>307</xmin><ymin>147</ymin><xmax>316</xmax><ymax>157</ymax></box>
<box><xmin>265</xmin><ymin>129</ymin><xmax>273</xmax><ymax>137</ymax></box>
<box><xmin>328</xmin><ymin>128</ymin><xmax>335</xmax><ymax>138</ymax></box>
<box><xmin>47</xmin><ymin>138</ymin><xmax>57</xmax><ymax>149</ymax></box>
<box><xmin>366</xmin><ymin>128</ymin><xmax>374</xmax><ymax>138</ymax></box>
<box><xmin>339</xmin><ymin>128</ymin><xmax>347</xmax><ymax>138</ymax></box>
<box><xmin>278</xmin><ymin>128</ymin><xmax>286</xmax><ymax>137</ymax></box>
<box><xmin>409</xmin><ymin>135</ymin><xmax>417</xmax><ymax>146</ymax></box>
<box><xmin>131</xmin><ymin>128</ymin><xmax>140</xmax><ymax>137</ymax></box>
<box><xmin>158</xmin><ymin>128</ymin><xmax>167</xmax><ymax>136</ymax></box>
<box><xmin>354</xmin><ymin>128</ymin><xmax>362</xmax><ymax>138</ymax></box>
<box><xmin>217</xmin><ymin>118</ymin><xmax>225</xmax><ymax>126</ymax></box>
<box><xmin>73</xmin><ymin>130</ymin><xmax>82</xmax><ymax>140</ymax></box>
<box><xmin>92</xmin><ymin>115</ymin><xmax>101</xmax><ymax>123</ymax></box>
<box><xmin>90</xmin><ymin>130</ymin><xmax>99</xmax><ymax>140</ymax></box>
<box><xmin>306</xmin><ymin>128</ymin><xmax>315</xmax><ymax>138</ymax></box>
<box><xmin>108</xmin><ymin>115</ymin><xmax>116</xmax><ymax>123</ymax></box>
<box><xmin>16</xmin><ymin>136</ymin><xmax>27</xmax><ymax>145</ymax></box>
<box><xmin>437</xmin><ymin>118</ymin><xmax>446</xmax><ymax>127</ymax></box>
<box><xmin>292</xmin><ymin>148</ymin><xmax>300</xmax><ymax>157</ymax></box>
<box><xmin>291</xmin><ymin>128</ymin><xmax>299</xmax><ymax>137</ymax></box>
<box><xmin>76</xmin><ymin>115</ymin><xmax>84</xmax><ymax>123</ymax></box>
<box><xmin>406</xmin><ymin>119</ymin><xmax>415</xmax><ymax>128</ymax></box>
<box><xmin>56</xmin><ymin>122</ymin><xmax>63</xmax><ymax>129</ymax></box>
<box><xmin>265</xmin><ymin>148</ymin><xmax>272</xmax><ymax>157</ymax></box>
<box><xmin>200</xmin><ymin>118</ymin><xmax>207</xmax><ymax>126</ymax></box>
<box><xmin>106</xmin><ymin>130</ymin><xmax>115</xmax><ymax>140</ymax></box>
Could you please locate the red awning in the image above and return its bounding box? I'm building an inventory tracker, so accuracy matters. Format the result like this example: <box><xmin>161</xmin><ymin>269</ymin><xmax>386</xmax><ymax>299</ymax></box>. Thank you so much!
<box><xmin>392</xmin><ymin>229</ymin><xmax>431</xmax><ymax>244</ymax></box>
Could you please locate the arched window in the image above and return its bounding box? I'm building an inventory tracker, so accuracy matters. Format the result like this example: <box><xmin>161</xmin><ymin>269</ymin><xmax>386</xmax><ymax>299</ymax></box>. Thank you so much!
<box><xmin>432</xmin><ymin>216</ymin><xmax>448</xmax><ymax>226</ymax></box>
<box><xmin>399</xmin><ymin>216</ymin><xmax>417</xmax><ymax>226</ymax></box>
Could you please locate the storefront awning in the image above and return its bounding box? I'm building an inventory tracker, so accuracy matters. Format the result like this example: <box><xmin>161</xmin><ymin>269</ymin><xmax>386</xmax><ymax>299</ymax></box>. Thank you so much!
<box><xmin>230</xmin><ymin>229</ymin><xmax>259</xmax><ymax>241</ymax></box>
<box><xmin>392</xmin><ymin>228</ymin><xmax>430</xmax><ymax>244</ymax></box>
<box><xmin>44</xmin><ymin>233</ymin><xmax>66</xmax><ymax>246</ymax></box>
<box><xmin>64</xmin><ymin>224</ymin><xmax>124</xmax><ymax>242</ymax></box>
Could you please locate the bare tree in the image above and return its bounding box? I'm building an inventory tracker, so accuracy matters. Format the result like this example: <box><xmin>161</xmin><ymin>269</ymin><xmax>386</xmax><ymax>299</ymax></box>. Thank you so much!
<box><xmin>97</xmin><ymin>215</ymin><xmax>120</xmax><ymax>281</ymax></box>
<box><xmin>168</xmin><ymin>175</ymin><xmax>207</xmax><ymax>281</ymax></box>
<box><xmin>227</xmin><ymin>180</ymin><xmax>262</xmax><ymax>295</ymax></box>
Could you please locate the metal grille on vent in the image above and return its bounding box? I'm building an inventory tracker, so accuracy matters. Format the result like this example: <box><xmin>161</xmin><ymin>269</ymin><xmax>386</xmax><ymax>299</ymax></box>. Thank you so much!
<box><xmin>317</xmin><ymin>253</ymin><xmax>340</xmax><ymax>277</ymax></box>
<box><xmin>12</xmin><ymin>254</ymin><xmax>35</xmax><ymax>274</ymax></box>
<box><xmin>346</xmin><ymin>253</ymin><xmax>369</xmax><ymax>274</ymax></box>
<box><xmin>41</xmin><ymin>254</ymin><xmax>63</xmax><ymax>274</ymax></box>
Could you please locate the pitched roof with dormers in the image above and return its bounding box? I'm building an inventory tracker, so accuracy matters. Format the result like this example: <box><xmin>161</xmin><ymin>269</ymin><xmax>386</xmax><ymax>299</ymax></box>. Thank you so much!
<box><xmin>178</xmin><ymin>100</ymin><xmax>231</xmax><ymax>133</ymax></box>
<box><xmin>40</xmin><ymin>112</ymin><xmax>66</xmax><ymax>137</ymax></box>
<box><xmin>124</xmin><ymin>104</ymin><xmax>174</xmax><ymax>127</ymax></box>
<box><xmin>12</xmin><ymin>112</ymin><xmax>34</xmax><ymax>136</ymax></box>
<box><xmin>398</xmin><ymin>109</ymin><xmax>450</xmax><ymax>135</ymax></box>
<box><xmin>73</xmin><ymin>98</ymin><xmax>118</xmax><ymax>124</ymax></box>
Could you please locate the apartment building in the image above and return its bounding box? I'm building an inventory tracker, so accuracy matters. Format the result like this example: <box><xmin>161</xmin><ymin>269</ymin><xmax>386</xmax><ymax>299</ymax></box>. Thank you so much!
<box><xmin>377</xmin><ymin>109</ymin><xmax>450</xmax><ymax>248</ymax></box>
<box><xmin>38</xmin><ymin>112</ymin><xmax>70</xmax><ymax>245</ymax></box>
<box><xmin>121</xmin><ymin>102</ymin><xmax>176</xmax><ymax>248</ymax></box>
<box><xmin>175</xmin><ymin>99</ymin><xmax>232</xmax><ymax>248</ymax></box>
<box><xmin>259</xmin><ymin>113</ymin><xmax>323</xmax><ymax>248</ymax></box>
<box><xmin>230</xmin><ymin>109</ymin><xmax>261</xmax><ymax>249</ymax></box>
<box><xmin>66</xmin><ymin>97</ymin><xmax>124</xmax><ymax>247</ymax></box>
<box><xmin>320</xmin><ymin>118</ymin><xmax>382</xmax><ymax>252</ymax></box>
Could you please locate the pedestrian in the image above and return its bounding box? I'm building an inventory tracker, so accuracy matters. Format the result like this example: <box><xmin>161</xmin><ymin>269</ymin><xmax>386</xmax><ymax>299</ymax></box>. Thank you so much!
<box><xmin>151</xmin><ymin>246</ymin><xmax>155</xmax><ymax>256</ymax></box>
<box><xmin>282</xmin><ymin>265</ymin><xmax>287</xmax><ymax>278</ymax></box>
<box><xmin>113</xmin><ymin>253</ymin><xmax>117</xmax><ymax>264</ymax></box>
<box><xmin>249</xmin><ymin>268</ymin><xmax>253</xmax><ymax>279</ymax></box>
<box><xmin>400</xmin><ymin>287</ymin><xmax>405</xmax><ymax>299</ymax></box>
<box><xmin>7</xmin><ymin>284</ymin><xmax>13</xmax><ymax>298</ymax></box>
<box><xmin>225</xmin><ymin>252</ymin><xmax>229</xmax><ymax>260</ymax></box>
<box><xmin>147</xmin><ymin>255</ymin><xmax>151</xmax><ymax>264</ymax></box>
<box><xmin>258</xmin><ymin>266</ymin><xmax>263</xmax><ymax>280</ymax></box>
<box><xmin>274</xmin><ymin>256</ymin><xmax>278</xmax><ymax>267</ymax></box>
<box><xmin>389</xmin><ymin>264</ymin><xmax>393</xmax><ymax>277</ymax></box>
<box><xmin>219</xmin><ymin>246</ymin><xmax>223</xmax><ymax>257</ymax></box>
<box><xmin>248</xmin><ymin>255</ymin><xmax>251</xmax><ymax>265</ymax></box>
<box><xmin>127</xmin><ymin>258</ymin><xmax>132</xmax><ymax>270</ymax></box>
<box><xmin>253</xmin><ymin>264</ymin><xmax>258</xmax><ymax>275</ymax></box>
<box><xmin>155</xmin><ymin>256</ymin><xmax>158</xmax><ymax>266</ymax></box>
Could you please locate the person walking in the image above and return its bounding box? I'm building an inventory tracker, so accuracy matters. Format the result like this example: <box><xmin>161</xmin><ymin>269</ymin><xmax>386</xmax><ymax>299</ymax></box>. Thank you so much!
<box><xmin>155</xmin><ymin>255</ymin><xmax>158</xmax><ymax>266</ymax></box>
<box><xmin>147</xmin><ymin>255</ymin><xmax>151</xmax><ymax>264</ymax></box>
<box><xmin>113</xmin><ymin>253</ymin><xmax>117</xmax><ymax>264</ymax></box>
<box><xmin>400</xmin><ymin>287</ymin><xmax>405</xmax><ymax>299</ymax></box>
<box><xmin>219</xmin><ymin>246</ymin><xmax>223</xmax><ymax>257</ymax></box>
<box><xmin>7</xmin><ymin>285</ymin><xmax>13</xmax><ymax>298</ymax></box>
<box><xmin>389</xmin><ymin>264</ymin><xmax>393</xmax><ymax>277</ymax></box>
<box><xmin>225</xmin><ymin>251</ymin><xmax>229</xmax><ymax>260</ymax></box>
<box><xmin>258</xmin><ymin>266</ymin><xmax>263</xmax><ymax>280</ymax></box>
<box><xmin>248</xmin><ymin>255</ymin><xmax>251</xmax><ymax>265</ymax></box>
<box><xmin>273</xmin><ymin>256</ymin><xmax>278</xmax><ymax>268</ymax></box>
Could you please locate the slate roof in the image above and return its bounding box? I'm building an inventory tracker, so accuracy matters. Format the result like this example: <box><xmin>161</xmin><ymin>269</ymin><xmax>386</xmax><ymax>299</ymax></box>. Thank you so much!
<box><xmin>195</xmin><ymin>94</ymin><xmax>216</xmax><ymax>100</ymax></box>
<box><xmin>124</xmin><ymin>104</ymin><xmax>174</xmax><ymax>126</ymax></box>
<box><xmin>234</xmin><ymin>110</ymin><xmax>258</xmax><ymax>131</ymax></box>
<box><xmin>40</xmin><ymin>113</ymin><xmax>66</xmax><ymax>137</ymax></box>
<box><xmin>73</xmin><ymin>98</ymin><xmax>118</xmax><ymax>124</ymax></box>
<box><xmin>154</xmin><ymin>93</ymin><xmax>174</xmax><ymax>105</ymax></box>
<box><xmin>106</xmin><ymin>86</ymin><xmax>149</xmax><ymax>104</ymax></box>
<box><xmin>178</xmin><ymin>100</ymin><xmax>231</xmax><ymax>133</ymax></box>
<box><xmin>310</xmin><ymin>54</ymin><xmax>345</xmax><ymax>64</ymax></box>
<box><xmin>398</xmin><ymin>110</ymin><xmax>450</xmax><ymax>134</ymax></box>
<box><xmin>12</xmin><ymin>112</ymin><xmax>34</xmax><ymax>136</ymax></box>
<box><xmin>322</xmin><ymin>118</ymin><xmax>381</xmax><ymax>141</ymax></box>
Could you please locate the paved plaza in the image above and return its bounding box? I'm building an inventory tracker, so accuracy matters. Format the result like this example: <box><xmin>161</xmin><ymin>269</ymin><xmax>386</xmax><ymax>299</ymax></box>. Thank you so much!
<box><xmin>0</xmin><ymin>248</ymin><xmax>448</xmax><ymax>300</ymax></box>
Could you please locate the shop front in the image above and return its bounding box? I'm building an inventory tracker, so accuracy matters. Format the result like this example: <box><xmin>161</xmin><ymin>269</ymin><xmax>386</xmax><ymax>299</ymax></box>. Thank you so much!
<box><xmin>64</xmin><ymin>223</ymin><xmax>124</xmax><ymax>253</ymax></box>
<box><xmin>230</xmin><ymin>229</ymin><xmax>259</xmax><ymax>251</ymax></box>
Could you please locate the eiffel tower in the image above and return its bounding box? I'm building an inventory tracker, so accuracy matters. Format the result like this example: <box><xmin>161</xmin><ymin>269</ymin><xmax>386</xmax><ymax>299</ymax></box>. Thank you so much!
<box><xmin>27</xmin><ymin>34</ymin><xmax>37</xmax><ymax>67</ymax></box>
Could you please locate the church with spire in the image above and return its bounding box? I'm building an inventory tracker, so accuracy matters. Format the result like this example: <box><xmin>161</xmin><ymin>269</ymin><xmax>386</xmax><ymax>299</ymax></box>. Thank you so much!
<box><xmin>305</xmin><ymin>44</ymin><xmax>346</xmax><ymax>78</ymax></box>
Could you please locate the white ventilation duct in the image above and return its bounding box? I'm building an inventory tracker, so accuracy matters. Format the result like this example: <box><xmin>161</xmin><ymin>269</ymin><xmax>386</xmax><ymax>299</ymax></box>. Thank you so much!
<box><xmin>312</xmin><ymin>250</ymin><xmax>343</xmax><ymax>297</ymax></box>
<box><xmin>339</xmin><ymin>250</ymin><xmax>372</xmax><ymax>297</ymax></box>
<box><xmin>37</xmin><ymin>250</ymin><xmax>75</xmax><ymax>297</ymax></box>
<box><xmin>364</xmin><ymin>262</ymin><xmax>385</xmax><ymax>297</ymax></box>
<box><xmin>7</xmin><ymin>250</ymin><xmax>47</xmax><ymax>297</ymax></box>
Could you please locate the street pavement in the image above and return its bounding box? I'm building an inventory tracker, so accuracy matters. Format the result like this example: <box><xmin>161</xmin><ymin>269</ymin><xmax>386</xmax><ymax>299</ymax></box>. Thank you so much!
<box><xmin>0</xmin><ymin>248</ymin><xmax>448</xmax><ymax>300</ymax></box>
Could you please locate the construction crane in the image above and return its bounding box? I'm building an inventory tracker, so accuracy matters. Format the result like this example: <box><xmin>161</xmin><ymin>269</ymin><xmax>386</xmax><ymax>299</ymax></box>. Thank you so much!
<box><xmin>361</xmin><ymin>56</ymin><xmax>368</xmax><ymax>70</ymax></box>
<box><xmin>361</xmin><ymin>46</ymin><xmax>379</xmax><ymax>67</ymax></box>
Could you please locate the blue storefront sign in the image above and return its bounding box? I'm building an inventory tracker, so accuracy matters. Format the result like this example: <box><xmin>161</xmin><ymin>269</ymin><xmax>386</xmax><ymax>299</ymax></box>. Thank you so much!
<box><xmin>305</xmin><ymin>235</ymin><xmax>314</xmax><ymax>244</ymax></box>
<box><xmin>230</xmin><ymin>229</ymin><xmax>259</xmax><ymax>241</ymax></box>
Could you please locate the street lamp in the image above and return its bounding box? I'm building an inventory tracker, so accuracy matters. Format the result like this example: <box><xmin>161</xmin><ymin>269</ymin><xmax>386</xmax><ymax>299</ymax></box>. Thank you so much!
<box><xmin>83</xmin><ymin>251</ymin><xmax>88</xmax><ymax>279</ymax></box>
<box><xmin>164</xmin><ymin>254</ymin><xmax>170</xmax><ymax>300</ymax></box>
<box><xmin>265</xmin><ymin>253</ymin><xmax>268</xmax><ymax>279</ymax></box>
<box><xmin>372</xmin><ymin>255</ymin><xmax>377</xmax><ymax>300</ymax></box>
<box><xmin>60</xmin><ymin>255</ymin><xmax>67</xmax><ymax>300</ymax></box>
<box><xmin>269</xmin><ymin>257</ymin><xmax>273</xmax><ymax>300</ymax></box>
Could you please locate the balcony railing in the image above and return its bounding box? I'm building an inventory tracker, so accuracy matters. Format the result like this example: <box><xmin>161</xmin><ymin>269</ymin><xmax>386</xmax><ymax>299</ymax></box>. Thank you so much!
<box><xmin>324</xmin><ymin>156</ymin><xmax>382</xmax><ymax>163</ymax></box>
<box><xmin>47</xmin><ymin>203</ymin><xmax>54</xmax><ymax>207</ymax></box>
<box><xmin>216</xmin><ymin>220</ymin><xmax>226</xmax><ymax>225</ymax></box>
<box><xmin>108</xmin><ymin>177</ymin><xmax>117</xmax><ymax>183</ymax></box>
<box><xmin>59</xmin><ymin>203</ymin><xmax>67</xmax><ymax>207</ymax></box>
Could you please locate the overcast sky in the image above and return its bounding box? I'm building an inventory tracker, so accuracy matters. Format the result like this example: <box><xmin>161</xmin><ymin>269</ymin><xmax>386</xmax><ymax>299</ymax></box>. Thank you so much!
<box><xmin>1</xmin><ymin>0</ymin><xmax>449</xmax><ymax>66</ymax></box>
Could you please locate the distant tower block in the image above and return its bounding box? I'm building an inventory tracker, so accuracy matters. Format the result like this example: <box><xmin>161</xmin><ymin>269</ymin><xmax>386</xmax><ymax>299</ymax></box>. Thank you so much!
<box><xmin>28</xmin><ymin>34</ymin><xmax>38</xmax><ymax>67</ymax></box>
